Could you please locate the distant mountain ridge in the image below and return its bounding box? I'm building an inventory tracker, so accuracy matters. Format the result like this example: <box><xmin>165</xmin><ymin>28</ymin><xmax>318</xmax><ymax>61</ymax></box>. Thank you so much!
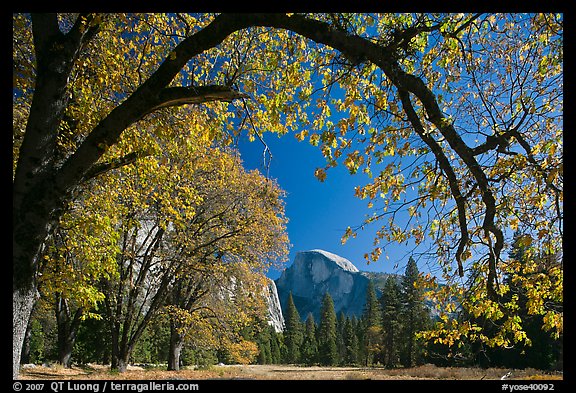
<box><xmin>274</xmin><ymin>249</ymin><xmax>399</xmax><ymax>322</ymax></box>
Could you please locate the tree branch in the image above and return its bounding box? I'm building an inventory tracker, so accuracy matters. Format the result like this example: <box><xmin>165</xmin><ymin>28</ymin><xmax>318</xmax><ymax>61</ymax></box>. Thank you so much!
<box><xmin>398</xmin><ymin>89</ymin><xmax>468</xmax><ymax>277</ymax></box>
<box><xmin>470</xmin><ymin>107</ymin><xmax>529</xmax><ymax>156</ymax></box>
<box><xmin>56</xmin><ymin>14</ymin><xmax>251</xmax><ymax>196</ymax></box>
<box><xmin>235</xmin><ymin>13</ymin><xmax>503</xmax><ymax>295</ymax></box>
<box><xmin>82</xmin><ymin>151</ymin><xmax>149</xmax><ymax>181</ymax></box>
<box><xmin>144</xmin><ymin>85</ymin><xmax>249</xmax><ymax>115</ymax></box>
<box><xmin>30</xmin><ymin>13</ymin><xmax>62</xmax><ymax>68</ymax></box>
<box><xmin>65</xmin><ymin>13</ymin><xmax>103</xmax><ymax>50</ymax></box>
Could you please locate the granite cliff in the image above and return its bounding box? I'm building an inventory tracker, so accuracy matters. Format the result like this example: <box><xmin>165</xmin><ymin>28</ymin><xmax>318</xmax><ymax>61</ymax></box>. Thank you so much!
<box><xmin>275</xmin><ymin>249</ymin><xmax>373</xmax><ymax>322</ymax></box>
<box><xmin>264</xmin><ymin>278</ymin><xmax>285</xmax><ymax>332</ymax></box>
<box><xmin>273</xmin><ymin>249</ymin><xmax>444</xmax><ymax>326</ymax></box>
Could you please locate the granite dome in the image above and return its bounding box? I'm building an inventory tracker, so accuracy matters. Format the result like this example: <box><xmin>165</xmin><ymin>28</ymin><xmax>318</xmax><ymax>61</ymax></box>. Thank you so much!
<box><xmin>275</xmin><ymin>249</ymin><xmax>370</xmax><ymax>321</ymax></box>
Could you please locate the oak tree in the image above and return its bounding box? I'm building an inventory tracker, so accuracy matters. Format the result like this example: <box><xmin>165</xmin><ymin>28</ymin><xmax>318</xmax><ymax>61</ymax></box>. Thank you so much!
<box><xmin>13</xmin><ymin>13</ymin><xmax>562</xmax><ymax>377</ymax></box>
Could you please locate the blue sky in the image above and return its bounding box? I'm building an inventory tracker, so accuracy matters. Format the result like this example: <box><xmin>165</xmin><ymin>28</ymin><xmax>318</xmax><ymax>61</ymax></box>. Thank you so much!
<box><xmin>238</xmin><ymin>131</ymin><xmax>413</xmax><ymax>280</ymax></box>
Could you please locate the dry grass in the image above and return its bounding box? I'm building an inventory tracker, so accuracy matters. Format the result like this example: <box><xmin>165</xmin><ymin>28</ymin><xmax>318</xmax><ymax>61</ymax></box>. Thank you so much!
<box><xmin>19</xmin><ymin>363</ymin><xmax>563</xmax><ymax>381</ymax></box>
<box><xmin>19</xmin><ymin>363</ymin><xmax>241</xmax><ymax>380</ymax></box>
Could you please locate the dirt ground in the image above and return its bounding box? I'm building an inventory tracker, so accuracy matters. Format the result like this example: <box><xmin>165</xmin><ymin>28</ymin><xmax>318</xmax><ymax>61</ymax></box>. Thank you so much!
<box><xmin>19</xmin><ymin>363</ymin><xmax>563</xmax><ymax>381</ymax></box>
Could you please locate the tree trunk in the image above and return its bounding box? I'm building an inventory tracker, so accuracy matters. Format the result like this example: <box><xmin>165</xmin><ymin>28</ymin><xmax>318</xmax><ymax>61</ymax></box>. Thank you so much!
<box><xmin>56</xmin><ymin>321</ymin><xmax>78</xmax><ymax>368</ymax></box>
<box><xmin>110</xmin><ymin>347</ymin><xmax>130</xmax><ymax>373</ymax></box>
<box><xmin>109</xmin><ymin>323</ymin><xmax>124</xmax><ymax>372</ymax></box>
<box><xmin>109</xmin><ymin>320</ymin><xmax>134</xmax><ymax>373</ymax></box>
<box><xmin>13</xmin><ymin>286</ymin><xmax>38</xmax><ymax>379</ymax></box>
<box><xmin>13</xmin><ymin>185</ymin><xmax>60</xmax><ymax>378</ymax></box>
<box><xmin>58</xmin><ymin>343</ymin><xmax>74</xmax><ymax>369</ymax></box>
<box><xmin>117</xmin><ymin>357</ymin><xmax>129</xmax><ymax>373</ymax></box>
<box><xmin>20</xmin><ymin>311</ymin><xmax>34</xmax><ymax>365</ymax></box>
<box><xmin>168</xmin><ymin>323</ymin><xmax>186</xmax><ymax>371</ymax></box>
<box><xmin>112</xmin><ymin>354</ymin><xmax>129</xmax><ymax>373</ymax></box>
<box><xmin>55</xmin><ymin>297</ymin><xmax>83</xmax><ymax>368</ymax></box>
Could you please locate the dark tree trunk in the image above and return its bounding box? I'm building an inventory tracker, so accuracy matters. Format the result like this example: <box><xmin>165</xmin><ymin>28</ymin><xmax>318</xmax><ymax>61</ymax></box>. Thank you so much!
<box><xmin>20</xmin><ymin>307</ymin><xmax>35</xmax><ymax>365</ymax></box>
<box><xmin>55</xmin><ymin>297</ymin><xmax>83</xmax><ymax>368</ymax></box>
<box><xmin>168</xmin><ymin>322</ymin><xmax>186</xmax><ymax>371</ymax></box>
<box><xmin>58</xmin><ymin>342</ymin><xmax>74</xmax><ymax>369</ymax></box>
<box><xmin>109</xmin><ymin>323</ymin><xmax>129</xmax><ymax>373</ymax></box>
<box><xmin>110</xmin><ymin>325</ymin><xmax>120</xmax><ymax>371</ymax></box>
<box><xmin>13</xmin><ymin>170</ymin><xmax>63</xmax><ymax>378</ymax></box>
<box><xmin>111</xmin><ymin>345</ymin><xmax>129</xmax><ymax>374</ymax></box>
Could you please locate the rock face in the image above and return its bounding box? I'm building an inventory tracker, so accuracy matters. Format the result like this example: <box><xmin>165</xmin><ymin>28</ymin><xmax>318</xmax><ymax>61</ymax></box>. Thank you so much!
<box><xmin>275</xmin><ymin>249</ymin><xmax>371</xmax><ymax>321</ymax></box>
<box><xmin>264</xmin><ymin>278</ymin><xmax>285</xmax><ymax>332</ymax></box>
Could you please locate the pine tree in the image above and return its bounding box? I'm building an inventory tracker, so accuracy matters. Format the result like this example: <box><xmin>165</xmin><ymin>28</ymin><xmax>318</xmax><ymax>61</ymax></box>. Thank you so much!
<box><xmin>258</xmin><ymin>338</ymin><xmax>271</xmax><ymax>364</ymax></box>
<box><xmin>362</xmin><ymin>280</ymin><xmax>383</xmax><ymax>366</ymax></box>
<box><xmin>336</xmin><ymin>312</ymin><xmax>346</xmax><ymax>365</ymax></box>
<box><xmin>317</xmin><ymin>293</ymin><xmax>338</xmax><ymax>366</ymax></box>
<box><xmin>380</xmin><ymin>275</ymin><xmax>402</xmax><ymax>368</ymax></box>
<box><xmin>256</xmin><ymin>325</ymin><xmax>277</xmax><ymax>364</ymax></box>
<box><xmin>363</xmin><ymin>281</ymin><xmax>382</xmax><ymax>327</ymax></box>
<box><xmin>283</xmin><ymin>292</ymin><xmax>303</xmax><ymax>364</ymax></box>
<box><xmin>342</xmin><ymin>316</ymin><xmax>359</xmax><ymax>365</ymax></box>
<box><xmin>400</xmin><ymin>256</ymin><xmax>429</xmax><ymax>367</ymax></box>
<box><xmin>270</xmin><ymin>330</ymin><xmax>282</xmax><ymax>364</ymax></box>
<box><xmin>301</xmin><ymin>313</ymin><xmax>318</xmax><ymax>365</ymax></box>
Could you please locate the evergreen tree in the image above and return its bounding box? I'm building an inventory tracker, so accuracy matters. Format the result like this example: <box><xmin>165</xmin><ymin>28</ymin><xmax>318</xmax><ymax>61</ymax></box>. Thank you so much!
<box><xmin>269</xmin><ymin>330</ymin><xmax>282</xmax><ymax>364</ymax></box>
<box><xmin>363</xmin><ymin>281</ymin><xmax>382</xmax><ymax>327</ymax></box>
<box><xmin>301</xmin><ymin>313</ymin><xmax>318</xmax><ymax>365</ymax></box>
<box><xmin>342</xmin><ymin>316</ymin><xmax>359</xmax><ymax>365</ymax></box>
<box><xmin>336</xmin><ymin>312</ymin><xmax>347</xmax><ymax>365</ymax></box>
<box><xmin>361</xmin><ymin>280</ymin><xmax>383</xmax><ymax>366</ymax></box>
<box><xmin>256</xmin><ymin>326</ymin><xmax>272</xmax><ymax>364</ymax></box>
<box><xmin>317</xmin><ymin>293</ymin><xmax>338</xmax><ymax>366</ymax></box>
<box><xmin>380</xmin><ymin>276</ymin><xmax>402</xmax><ymax>368</ymax></box>
<box><xmin>283</xmin><ymin>292</ymin><xmax>303</xmax><ymax>364</ymax></box>
<box><xmin>400</xmin><ymin>256</ymin><xmax>430</xmax><ymax>367</ymax></box>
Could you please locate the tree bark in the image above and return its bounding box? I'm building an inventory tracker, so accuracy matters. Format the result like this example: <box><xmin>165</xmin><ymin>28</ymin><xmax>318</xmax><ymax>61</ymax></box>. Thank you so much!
<box><xmin>13</xmin><ymin>287</ymin><xmax>38</xmax><ymax>379</ymax></box>
<box><xmin>20</xmin><ymin>317</ymin><xmax>33</xmax><ymax>365</ymax></box>
<box><xmin>168</xmin><ymin>323</ymin><xmax>186</xmax><ymax>371</ymax></box>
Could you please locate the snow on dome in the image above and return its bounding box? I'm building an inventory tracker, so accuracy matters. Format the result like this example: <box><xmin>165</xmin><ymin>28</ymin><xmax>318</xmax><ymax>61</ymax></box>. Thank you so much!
<box><xmin>308</xmin><ymin>249</ymin><xmax>359</xmax><ymax>273</ymax></box>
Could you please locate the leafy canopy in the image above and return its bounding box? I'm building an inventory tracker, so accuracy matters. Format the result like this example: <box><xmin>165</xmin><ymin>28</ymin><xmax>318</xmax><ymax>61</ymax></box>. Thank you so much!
<box><xmin>13</xmin><ymin>13</ymin><xmax>562</xmax><ymax>355</ymax></box>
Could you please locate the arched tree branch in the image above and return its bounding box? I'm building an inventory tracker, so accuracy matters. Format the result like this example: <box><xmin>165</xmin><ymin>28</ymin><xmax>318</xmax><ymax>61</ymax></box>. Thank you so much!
<box><xmin>232</xmin><ymin>12</ymin><xmax>504</xmax><ymax>299</ymax></box>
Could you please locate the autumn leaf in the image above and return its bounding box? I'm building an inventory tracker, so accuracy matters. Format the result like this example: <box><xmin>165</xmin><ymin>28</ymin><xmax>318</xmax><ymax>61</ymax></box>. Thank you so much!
<box><xmin>314</xmin><ymin>167</ymin><xmax>327</xmax><ymax>182</ymax></box>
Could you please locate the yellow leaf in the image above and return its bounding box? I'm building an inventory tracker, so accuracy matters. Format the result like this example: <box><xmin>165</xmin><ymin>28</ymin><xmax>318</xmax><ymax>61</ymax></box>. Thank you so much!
<box><xmin>519</xmin><ymin>234</ymin><xmax>533</xmax><ymax>247</ymax></box>
<box><xmin>314</xmin><ymin>168</ymin><xmax>327</xmax><ymax>182</ymax></box>
<box><xmin>309</xmin><ymin>134</ymin><xmax>320</xmax><ymax>146</ymax></box>
<box><xmin>510</xmin><ymin>217</ymin><xmax>519</xmax><ymax>231</ymax></box>
<box><xmin>295</xmin><ymin>130</ymin><xmax>308</xmax><ymax>142</ymax></box>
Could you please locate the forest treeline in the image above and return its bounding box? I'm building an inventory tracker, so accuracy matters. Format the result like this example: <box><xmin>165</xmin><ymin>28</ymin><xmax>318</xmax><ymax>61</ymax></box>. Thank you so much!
<box><xmin>258</xmin><ymin>249</ymin><xmax>561</xmax><ymax>370</ymax></box>
<box><xmin>24</xmin><ymin>248</ymin><xmax>561</xmax><ymax>371</ymax></box>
